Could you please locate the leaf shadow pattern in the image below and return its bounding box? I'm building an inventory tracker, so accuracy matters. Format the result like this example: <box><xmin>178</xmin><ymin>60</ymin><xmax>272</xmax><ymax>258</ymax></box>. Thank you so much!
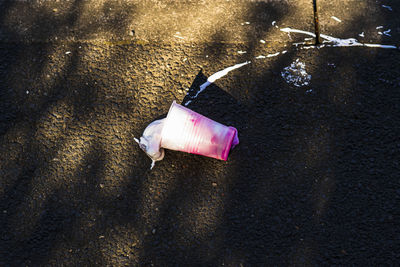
<box><xmin>134</xmin><ymin>2</ymin><xmax>399</xmax><ymax>266</ymax></box>
<box><xmin>1</xmin><ymin>0</ymin><xmax>399</xmax><ymax>266</ymax></box>
<box><xmin>0</xmin><ymin>0</ymin><xmax>142</xmax><ymax>265</ymax></box>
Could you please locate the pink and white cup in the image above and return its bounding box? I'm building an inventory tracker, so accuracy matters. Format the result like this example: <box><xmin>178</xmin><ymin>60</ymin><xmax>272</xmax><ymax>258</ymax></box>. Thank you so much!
<box><xmin>161</xmin><ymin>101</ymin><xmax>239</xmax><ymax>160</ymax></box>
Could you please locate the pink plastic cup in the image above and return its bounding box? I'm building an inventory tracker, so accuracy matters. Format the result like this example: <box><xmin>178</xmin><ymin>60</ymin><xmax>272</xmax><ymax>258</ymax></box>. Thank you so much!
<box><xmin>161</xmin><ymin>101</ymin><xmax>239</xmax><ymax>160</ymax></box>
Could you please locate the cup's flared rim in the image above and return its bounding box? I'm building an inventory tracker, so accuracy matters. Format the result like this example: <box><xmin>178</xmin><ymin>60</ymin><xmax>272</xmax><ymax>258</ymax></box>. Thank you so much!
<box><xmin>220</xmin><ymin>126</ymin><xmax>238</xmax><ymax>161</ymax></box>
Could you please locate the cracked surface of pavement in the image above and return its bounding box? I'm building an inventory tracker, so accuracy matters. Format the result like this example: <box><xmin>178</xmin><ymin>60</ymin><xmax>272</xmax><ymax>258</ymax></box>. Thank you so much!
<box><xmin>0</xmin><ymin>0</ymin><xmax>399</xmax><ymax>265</ymax></box>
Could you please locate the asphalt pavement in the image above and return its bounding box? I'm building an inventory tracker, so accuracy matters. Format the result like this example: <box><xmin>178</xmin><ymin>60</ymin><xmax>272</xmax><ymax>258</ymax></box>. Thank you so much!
<box><xmin>0</xmin><ymin>0</ymin><xmax>399</xmax><ymax>265</ymax></box>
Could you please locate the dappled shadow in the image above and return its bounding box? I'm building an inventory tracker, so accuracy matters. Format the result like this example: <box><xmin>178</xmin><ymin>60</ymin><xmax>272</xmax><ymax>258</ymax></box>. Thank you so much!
<box><xmin>134</xmin><ymin>2</ymin><xmax>399</xmax><ymax>266</ymax></box>
<box><xmin>1</xmin><ymin>0</ymin><xmax>399</xmax><ymax>265</ymax></box>
<box><xmin>0</xmin><ymin>0</ymin><xmax>141</xmax><ymax>265</ymax></box>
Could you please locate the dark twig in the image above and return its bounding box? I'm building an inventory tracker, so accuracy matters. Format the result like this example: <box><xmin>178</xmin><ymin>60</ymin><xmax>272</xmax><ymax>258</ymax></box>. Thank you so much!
<box><xmin>313</xmin><ymin>0</ymin><xmax>321</xmax><ymax>45</ymax></box>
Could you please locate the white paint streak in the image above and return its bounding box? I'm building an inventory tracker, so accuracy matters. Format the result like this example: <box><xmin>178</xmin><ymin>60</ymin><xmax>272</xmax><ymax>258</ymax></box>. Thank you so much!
<box><xmin>174</xmin><ymin>35</ymin><xmax>184</xmax><ymax>39</ymax></box>
<box><xmin>376</xmin><ymin>26</ymin><xmax>384</xmax><ymax>29</ymax></box>
<box><xmin>238</xmin><ymin>50</ymin><xmax>247</xmax><ymax>54</ymax></box>
<box><xmin>188</xmin><ymin>61</ymin><xmax>251</xmax><ymax>102</ymax></box>
<box><xmin>293</xmin><ymin>42</ymin><xmax>308</xmax><ymax>47</ymax></box>
<box><xmin>383</xmin><ymin>29</ymin><xmax>392</xmax><ymax>36</ymax></box>
<box><xmin>204</xmin><ymin>61</ymin><xmax>250</xmax><ymax>84</ymax></box>
<box><xmin>363</xmin><ymin>43</ymin><xmax>397</xmax><ymax>49</ymax></box>
<box><xmin>320</xmin><ymin>34</ymin><xmax>363</xmax><ymax>47</ymax></box>
<box><xmin>382</xmin><ymin>5</ymin><xmax>392</xmax><ymax>11</ymax></box>
<box><xmin>267</xmin><ymin>52</ymin><xmax>280</xmax><ymax>57</ymax></box>
<box><xmin>280</xmin><ymin>28</ymin><xmax>316</xmax><ymax>38</ymax></box>
<box><xmin>282</xmin><ymin>27</ymin><xmax>397</xmax><ymax>49</ymax></box>
<box><xmin>256</xmin><ymin>52</ymin><xmax>281</xmax><ymax>59</ymax></box>
<box><xmin>331</xmin><ymin>16</ymin><xmax>342</xmax><ymax>22</ymax></box>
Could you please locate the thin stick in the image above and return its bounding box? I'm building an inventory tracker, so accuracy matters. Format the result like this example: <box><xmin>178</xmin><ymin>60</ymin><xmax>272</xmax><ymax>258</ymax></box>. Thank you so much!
<box><xmin>313</xmin><ymin>0</ymin><xmax>321</xmax><ymax>45</ymax></box>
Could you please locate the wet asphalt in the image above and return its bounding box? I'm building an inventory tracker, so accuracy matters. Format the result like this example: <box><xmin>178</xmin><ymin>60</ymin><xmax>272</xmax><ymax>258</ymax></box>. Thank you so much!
<box><xmin>0</xmin><ymin>0</ymin><xmax>399</xmax><ymax>266</ymax></box>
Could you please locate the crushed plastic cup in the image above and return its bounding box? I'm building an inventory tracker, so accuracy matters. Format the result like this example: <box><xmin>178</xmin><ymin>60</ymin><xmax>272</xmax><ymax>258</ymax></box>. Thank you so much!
<box><xmin>135</xmin><ymin>101</ymin><xmax>239</xmax><ymax>169</ymax></box>
<box><xmin>135</xmin><ymin>119</ymin><xmax>165</xmax><ymax>161</ymax></box>
<box><xmin>161</xmin><ymin>101</ymin><xmax>239</xmax><ymax>161</ymax></box>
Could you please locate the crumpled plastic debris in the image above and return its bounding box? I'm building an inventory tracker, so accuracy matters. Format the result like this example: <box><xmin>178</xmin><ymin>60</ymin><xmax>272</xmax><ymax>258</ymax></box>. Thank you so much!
<box><xmin>135</xmin><ymin>101</ymin><xmax>239</xmax><ymax>170</ymax></box>
<box><xmin>134</xmin><ymin>119</ymin><xmax>165</xmax><ymax>170</ymax></box>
